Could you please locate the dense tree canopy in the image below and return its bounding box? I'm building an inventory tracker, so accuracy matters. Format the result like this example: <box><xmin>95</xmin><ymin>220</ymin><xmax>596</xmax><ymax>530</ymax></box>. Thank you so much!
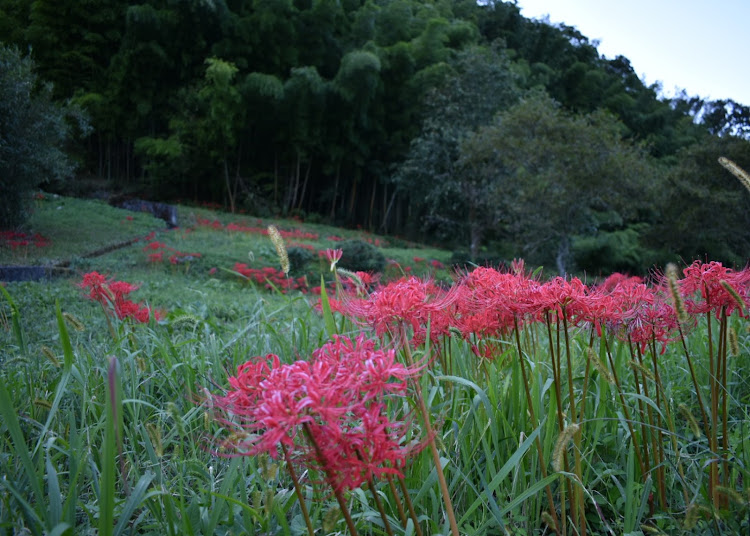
<box><xmin>1</xmin><ymin>0</ymin><xmax>748</xmax><ymax>273</ymax></box>
<box><xmin>0</xmin><ymin>45</ymin><xmax>84</xmax><ymax>227</ymax></box>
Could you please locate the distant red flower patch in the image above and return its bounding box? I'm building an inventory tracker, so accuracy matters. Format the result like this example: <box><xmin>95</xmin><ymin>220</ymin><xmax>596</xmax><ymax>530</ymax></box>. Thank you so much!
<box><xmin>288</xmin><ymin>242</ymin><xmax>316</xmax><ymax>251</ymax></box>
<box><xmin>232</xmin><ymin>263</ymin><xmax>309</xmax><ymax>294</ymax></box>
<box><xmin>78</xmin><ymin>271</ymin><xmax>164</xmax><ymax>323</ymax></box>
<box><xmin>197</xmin><ymin>218</ymin><xmax>319</xmax><ymax>240</ymax></box>
<box><xmin>0</xmin><ymin>231</ymin><xmax>51</xmax><ymax>250</ymax></box>
<box><xmin>142</xmin><ymin>241</ymin><xmax>201</xmax><ymax>266</ymax></box>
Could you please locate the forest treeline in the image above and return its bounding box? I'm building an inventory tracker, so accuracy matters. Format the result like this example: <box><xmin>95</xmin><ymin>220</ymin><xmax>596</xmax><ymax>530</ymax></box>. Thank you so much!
<box><xmin>1</xmin><ymin>0</ymin><xmax>749</xmax><ymax>274</ymax></box>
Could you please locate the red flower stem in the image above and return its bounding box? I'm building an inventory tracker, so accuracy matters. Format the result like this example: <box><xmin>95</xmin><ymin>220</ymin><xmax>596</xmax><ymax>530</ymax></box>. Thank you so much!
<box><xmin>562</xmin><ymin>314</ymin><xmax>585</xmax><ymax>536</ymax></box>
<box><xmin>719</xmin><ymin>312</ymin><xmax>729</xmax><ymax>505</ymax></box>
<box><xmin>675</xmin><ymin>323</ymin><xmax>710</xmax><ymax>438</ymax></box>
<box><xmin>512</xmin><ymin>317</ymin><xmax>560</xmax><ymax>534</ymax></box>
<box><xmin>281</xmin><ymin>442</ymin><xmax>315</xmax><ymax>536</ymax></box>
<box><xmin>302</xmin><ymin>423</ymin><xmax>359</xmax><ymax>536</ymax></box>
<box><xmin>386</xmin><ymin>474</ymin><xmax>408</xmax><ymax>529</ymax></box>
<box><xmin>706</xmin><ymin>308</ymin><xmax>719</xmax><ymax>509</ymax></box>
<box><xmin>398</xmin><ymin>475</ymin><xmax>424</xmax><ymax>536</ymax></box>
<box><xmin>367</xmin><ymin>474</ymin><xmax>394</xmax><ymax>536</ymax></box>
<box><xmin>603</xmin><ymin>336</ymin><xmax>646</xmax><ymax>478</ymax></box>
<box><xmin>400</xmin><ymin>325</ymin><xmax>459</xmax><ymax>536</ymax></box>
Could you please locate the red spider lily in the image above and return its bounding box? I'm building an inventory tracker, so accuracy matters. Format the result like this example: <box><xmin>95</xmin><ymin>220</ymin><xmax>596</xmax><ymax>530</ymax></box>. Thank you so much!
<box><xmin>624</xmin><ymin>299</ymin><xmax>679</xmax><ymax>354</ymax></box>
<box><xmin>78</xmin><ymin>272</ymin><xmax>163</xmax><ymax>323</ymax></box>
<box><xmin>79</xmin><ymin>271</ymin><xmax>111</xmax><ymax>304</ymax></box>
<box><xmin>453</xmin><ymin>267</ymin><xmax>539</xmax><ymax>338</ymax></box>
<box><xmin>0</xmin><ymin>231</ymin><xmax>52</xmax><ymax>249</ymax></box>
<box><xmin>531</xmin><ymin>277</ymin><xmax>590</xmax><ymax>326</ymax></box>
<box><xmin>143</xmin><ymin>241</ymin><xmax>166</xmax><ymax>251</ymax></box>
<box><xmin>342</xmin><ymin>276</ymin><xmax>457</xmax><ymax>344</ymax></box>
<box><xmin>232</xmin><ymin>263</ymin><xmax>309</xmax><ymax>293</ymax></box>
<box><xmin>211</xmin><ymin>336</ymin><xmax>420</xmax><ymax>491</ymax></box>
<box><xmin>325</xmin><ymin>248</ymin><xmax>343</xmax><ymax>271</ymax></box>
<box><xmin>679</xmin><ymin>260</ymin><xmax>750</xmax><ymax>317</ymax></box>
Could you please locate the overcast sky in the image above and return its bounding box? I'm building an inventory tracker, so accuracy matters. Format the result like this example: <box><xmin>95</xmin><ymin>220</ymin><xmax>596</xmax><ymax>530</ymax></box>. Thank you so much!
<box><xmin>513</xmin><ymin>0</ymin><xmax>750</xmax><ymax>105</ymax></box>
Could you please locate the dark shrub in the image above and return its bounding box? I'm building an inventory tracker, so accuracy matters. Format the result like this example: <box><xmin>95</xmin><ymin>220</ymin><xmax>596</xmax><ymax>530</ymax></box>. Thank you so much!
<box><xmin>339</xmin><ymin>239</ymin><xmax>386</xmax><ymax>273</ymax></box>
<box><xmin>287</xmin><ymin>246</ymin><xmax>315</xmax><ymax>275</ymax></box>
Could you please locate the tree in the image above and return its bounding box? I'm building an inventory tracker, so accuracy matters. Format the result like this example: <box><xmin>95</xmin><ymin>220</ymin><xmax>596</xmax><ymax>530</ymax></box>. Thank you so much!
<box><xmin>0</xmin><ymin>45</ymin><xmax>83</xmax><ymax>227</ymax></box>
<box><xmin>460</xmin><ymin>91</ymin><xmax>656</xmax><ymax>274</ymax></box>
<box><xmin>391</xmin><ymin>45</ymin><xmax>521</xmax><ymax>250</ymax></box>
<box><xmin>655</xmin><ymin>134</ymin><xmax>750</xmax><ymax>266</ymax></box>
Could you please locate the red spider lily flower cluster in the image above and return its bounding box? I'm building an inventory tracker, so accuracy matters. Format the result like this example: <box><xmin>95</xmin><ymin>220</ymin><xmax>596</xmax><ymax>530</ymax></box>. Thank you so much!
<box><xmin>142</xmin><ymin>240</ymin><xmax>201</xmax><ymax>265</ymax></box>
<box><xmin>679</xmin><ymin>260</ymin><xmax>750</xmax><ymax>317</ymax></box>
<box><xmin>79</xmin><ymin>271</ymin><xmax>163</xmax><ymax>323</ymax></box>
<box><xmin>212</xmin><ymin>335</ymin><xmax>421</xmax><ymax>491</ymax></box>
<box><xmin>0</xmin><ymin>231</ymin><xmax>51</xmax><ymax>250</ymax></box>
<box><xmin>196</xmin><ymin>217</ymin><xmax>319</xmax><ymax>240</ymax></box>
<box><xmin>333</xmin><ymin>261</ymin><xmax>750</xmax><ymax>357</ymax></box>
<box><xmin>232</xmin><ymin>263</ymin><xmax>309</xmax><ymax>293</ymax></box>
<box><xmin>343</xmin><ymin>276</ymin><xmax>457</xmax><ymax>345</ymax></box>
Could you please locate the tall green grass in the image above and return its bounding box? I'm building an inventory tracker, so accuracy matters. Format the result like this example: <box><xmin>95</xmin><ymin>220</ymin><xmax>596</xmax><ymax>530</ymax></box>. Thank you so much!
<box><xmin>1</xmin><ymin>199</ymin><xmax>749</xmax><ymax>535</ymax></box>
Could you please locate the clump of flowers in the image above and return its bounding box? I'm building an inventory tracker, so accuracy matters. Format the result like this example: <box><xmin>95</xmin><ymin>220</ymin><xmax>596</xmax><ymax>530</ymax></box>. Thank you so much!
<box><xmin>196</xmin><ymin>217</ymin><xmax>319</xmax><ymax>240</ymax></box>
<box><xmin>79</xmin><ymin>271</ymin><xmax>163</xmax><ymax>324</ymax></box>
<box><xmin>232</xmin><ymin>263</ymin><xmax>308</xmax><ymax>293</ymax></box>
<box><xmin>0</xmin><ymin>231</ymin><xmax>51</xmax><ymax>250</ymax></box>
<box><xmin>211</xmin><ymin>335</ymin><xmax>421</xmax><ymax>535</ymax></box>
<box><xmin>142</xmin><ymin>240</ymin><xmax>201</xmax><ymax>267</ymax></box>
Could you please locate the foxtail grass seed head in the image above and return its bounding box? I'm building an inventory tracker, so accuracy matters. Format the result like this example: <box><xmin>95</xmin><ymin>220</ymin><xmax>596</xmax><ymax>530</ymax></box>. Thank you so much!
<box><xmin>34</xmin><ymin>398</ymin><xmax>52</xmax><ymax>410</ymax></box>
<box><xmin>717</xmin><ymin>486</ymin><xmax>745</xmax><ymax>506</ymax></box>
<box><xmin>729</xmin><ymin>327</ymin><xmax>740</xmax><ymax>357</ymax></box>
<box><xmin>629</xmin><ymin>360</ymin><xmax>654</xmax><ymax>382</ymax></box>
<box><xmin>552</xmin><ymin>423</ymin><xmax>580</xmax><ymax>472</ymax></box>
<box><xmin>336</xmin><ymin>267</ymin><xmax>364</xmax><ymax>289</ymax></box>
<box><xmin>718</xmin><ymin>156</ymin><xmax>750</xmax><ymax>194</ymax></box>
<box><xmin>684</xmin><ymin>503</ymin><xmax>702</xmax><ymax>530</ymax></box>
<box><xmin>587</xmin><ymin>347</ymin><xmax>614</xmax><ymax>384</ymax></box>
<box><xmin>678</xmin><ymin>403</ymin><xmax>702</xmax><ymax>437</ymax></box>
<box><xmin>41</xmin><ymin>345</ymin><xmax>60</xmax><ymax>367</ymax></box>
<box><xmin>146</xmin><ymin>423</ymin><xmax>164</xmax><ymax>457</ymax></box>
<box><xmin>720</xmin><ymin>279</ymin><xmax>746</xmax><ymax>315</ymax></box>
<box><xmin>63</xmin><ymin>311</ymin><xmax>85</xmax><ymax>331</ymax></box>
<box><xmin>666</xmin><ymin>263</ymin><xmax>688</xmax><ymax>324</ymax></box>
<box><xmin>267</xmin><ymin>225</ymin><xmax>289</xmax><ymax>275</ymax></box>
<box><xmin>541</xmin><ymin>511</ymin><xmax>557</xmax><ymax>530</ymax></box>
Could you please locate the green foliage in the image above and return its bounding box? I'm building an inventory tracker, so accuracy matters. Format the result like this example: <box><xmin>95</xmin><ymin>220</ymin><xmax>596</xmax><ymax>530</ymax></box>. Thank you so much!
<box><xmin>655</xmin><ymin>134</ymin><xmax>750</xmax><ymax>266</ymax></box>
<box><xmin>338</xmin><ymin>239</ymin><xmax>386</xmax><ymax>273</ymax></box>
<box><xmin>1</xmin><ymin>0</ymin><xmax>748</xmax><ymax>273</ymax></box>
<box><xmin>286</xmin><ymin>246</ymin><xmax>315</xmax><ymax>275</ymax></box>
<box><xmin>0</xmin><ymin>46</ymin><xmax>80</xmax><ymax>228</ymax></box>
<box><xmin>460</xmin><ymin>91</ymin><xmax>657</xmax><ymax>274</ymax></box>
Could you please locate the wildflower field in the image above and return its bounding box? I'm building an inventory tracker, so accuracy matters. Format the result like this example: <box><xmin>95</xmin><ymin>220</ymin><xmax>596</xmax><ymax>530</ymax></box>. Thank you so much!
<box><xmin>1</xmin><ymin>196</ymin><xmax>749</xmax><ymax>535</ymax></box>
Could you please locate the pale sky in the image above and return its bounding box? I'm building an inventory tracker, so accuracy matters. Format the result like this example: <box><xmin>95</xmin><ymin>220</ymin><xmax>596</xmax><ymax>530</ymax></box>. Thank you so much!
<box><xmin>514</xmin><ymin>1</ymin><xmax>750</xmax><ymax>105</ymax></box>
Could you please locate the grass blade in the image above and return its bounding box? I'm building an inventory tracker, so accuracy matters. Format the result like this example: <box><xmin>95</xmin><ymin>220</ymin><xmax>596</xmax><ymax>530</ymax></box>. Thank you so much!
<box><xmin>0</xmin><ymin>378</ymin><xmax>45</xmax><ymax>525</ymax></box>
<box><xmin>113</xmin><ymin>472</ymin><xmax>156</xmax><ymax>536</ymax></box>
<box><xmin>319</xmin><ymin>275</ymin><xmax>338</xmax><ymax>336</ymax></box>
<box><xmin>99</xmin><ymin>357</ymin><xmax>120</xmax><ymax>536</ymax></box>
<box><xmin>0</xmin><ymin>284</ymin><xmax>26</xmax><ymax>354</ymax></box>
